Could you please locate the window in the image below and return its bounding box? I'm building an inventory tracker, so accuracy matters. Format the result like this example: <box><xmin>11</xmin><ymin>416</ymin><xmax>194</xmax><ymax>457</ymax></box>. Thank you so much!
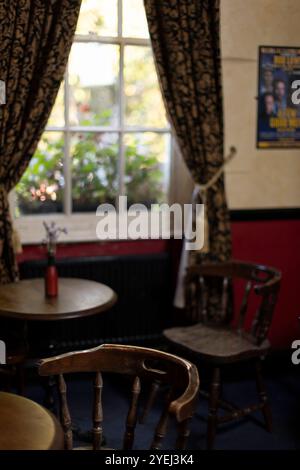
<box><xmin>14</xmin><ymin>0</ymin><xmax>171</xmax><ymax>242</ymax></box>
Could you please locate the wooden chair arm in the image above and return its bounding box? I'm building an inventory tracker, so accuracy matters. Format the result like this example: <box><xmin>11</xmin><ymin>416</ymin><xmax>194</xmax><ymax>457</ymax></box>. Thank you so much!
<box><xmin>168</xmin><ymin>364</ymin><xmax>199</xmax><ymax>422</ymax></box>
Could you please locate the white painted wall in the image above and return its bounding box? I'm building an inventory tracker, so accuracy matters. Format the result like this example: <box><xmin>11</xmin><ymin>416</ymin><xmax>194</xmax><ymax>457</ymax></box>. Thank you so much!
<box><xmin>221</xmin><ymin>0</ymin><xmax>300</xmax><ymax>209</ymax></box>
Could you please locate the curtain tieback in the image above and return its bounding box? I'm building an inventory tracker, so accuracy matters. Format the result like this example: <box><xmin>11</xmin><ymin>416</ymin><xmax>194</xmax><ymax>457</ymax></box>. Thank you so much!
<box><xmin>194</xmin><ymin>146</ymin><xmax>237</xmax><ymax>253</ymax></box>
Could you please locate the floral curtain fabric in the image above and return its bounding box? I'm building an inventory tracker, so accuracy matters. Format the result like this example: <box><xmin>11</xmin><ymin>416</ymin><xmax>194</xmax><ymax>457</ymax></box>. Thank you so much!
<box><xmin>144</xmin><ymin>0</ymin><xmax>232</xmax><ymax>316</ymax></box>
<box><xmin>0</xmin><ymin>0</ymin><xmax>81</xmax><ymax>283</ymax></box>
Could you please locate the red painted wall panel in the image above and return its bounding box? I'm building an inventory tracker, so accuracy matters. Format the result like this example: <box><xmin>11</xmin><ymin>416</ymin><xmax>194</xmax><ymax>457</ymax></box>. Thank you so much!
<box><xmin>17</xmin><ymin>239</ymin><xmax>169</xmax><ymax>262</ymax></box>
<box><xmin>232</xmin><ymin>220</ymin><xmax>300</xmax><ymax>349</ymax></box>
<box><xmin>18</xmin><ymin>219</ymin><xmax>300</xmax><ymax>349</ymax></box>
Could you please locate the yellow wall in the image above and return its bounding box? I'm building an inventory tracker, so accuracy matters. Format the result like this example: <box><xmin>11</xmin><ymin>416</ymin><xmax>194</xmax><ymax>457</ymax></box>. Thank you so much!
<box><xmin>221</xmin><ymin>0</ymin><xmax>300</xmax><ymax>209</ymax></box>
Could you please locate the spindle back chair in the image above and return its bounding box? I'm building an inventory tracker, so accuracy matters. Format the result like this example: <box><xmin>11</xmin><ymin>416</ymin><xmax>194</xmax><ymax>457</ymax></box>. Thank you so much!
<box><xmin>38</xmin><ymin>344</ymin><xmax>199</xmax><ymax>450</ymax></box>
<box><xmin>184</xmin><ymin>260</ymin><xmax>281</xmax><ymax>345</ymax></box>
<box><xmin>163</xmin><ymin>260</ymin><xmax>281</xmax><ymax>449</ymax></box>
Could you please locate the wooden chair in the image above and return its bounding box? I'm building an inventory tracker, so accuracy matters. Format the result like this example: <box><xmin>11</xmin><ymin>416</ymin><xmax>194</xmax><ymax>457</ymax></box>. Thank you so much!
<box><xmin>38</xmin><ymin>343</ymin><xmax>200</xmax><ymax>450</ymax></box>
<box><xmin>163</xmin><ymin>260</ymin><xmax>281</xmax><ymax>449</ymax></box>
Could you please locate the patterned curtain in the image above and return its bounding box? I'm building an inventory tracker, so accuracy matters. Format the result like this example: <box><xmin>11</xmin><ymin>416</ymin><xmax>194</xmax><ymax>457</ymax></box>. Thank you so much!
<box><xmin>0</xmin><ymin>0</ymin><xmax>81</xmax><ymax>283</ymax></box>
<box><xmin>144</xmin><ymin>0</ymin><xmax>232</xmax><ymax>317</ymax></box>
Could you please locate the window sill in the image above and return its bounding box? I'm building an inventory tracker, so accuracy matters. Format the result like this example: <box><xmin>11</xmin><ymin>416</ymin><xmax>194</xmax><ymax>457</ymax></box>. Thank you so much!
<box><xmin>15</xmin><ymin>213</ymin><xmax>102</xmax><ymax>244</ymax></box>
<box><xmin>14</xmin><ymin>212</ymin><xmax>183</xmax><ymax>245</ymax></box>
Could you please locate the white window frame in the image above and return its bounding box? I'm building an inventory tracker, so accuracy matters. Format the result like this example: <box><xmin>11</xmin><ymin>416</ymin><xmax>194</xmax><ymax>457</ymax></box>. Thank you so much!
<box><xmin>13</xmin><ymin>0</ymin><xmax>172</xmax><ymax>245</ymax></box>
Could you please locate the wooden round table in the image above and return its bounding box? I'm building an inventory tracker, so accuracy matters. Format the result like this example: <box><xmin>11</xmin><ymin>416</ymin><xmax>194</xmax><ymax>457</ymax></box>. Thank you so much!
<box><xmin>0</xmin><ymin>391</ymin><xmax>64</xmax><ymax>450</ymax></box>
<box><xmin>0</xmin><ymin>278</ymin><xmax>117</xmax><ymax>321</ymax></box>
<box><xmin>0</xmin><ymin>278</ymin><xmax>117</xmax><ymax>407</ymax></box>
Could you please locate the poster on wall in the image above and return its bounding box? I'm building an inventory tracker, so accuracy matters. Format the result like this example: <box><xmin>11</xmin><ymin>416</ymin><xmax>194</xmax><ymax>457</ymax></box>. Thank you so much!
<box><xmin>257</xmin><ymin>46</ymin><xmax>300</xmax><ymax>148</ymax></box>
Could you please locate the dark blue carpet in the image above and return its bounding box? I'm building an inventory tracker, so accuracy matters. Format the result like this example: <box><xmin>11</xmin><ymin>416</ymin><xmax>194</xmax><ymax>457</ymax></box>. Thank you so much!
<box><xmin>24</xmin><ymin>358</ymin><xmax>300</xmax><ymax>450</ymax></box>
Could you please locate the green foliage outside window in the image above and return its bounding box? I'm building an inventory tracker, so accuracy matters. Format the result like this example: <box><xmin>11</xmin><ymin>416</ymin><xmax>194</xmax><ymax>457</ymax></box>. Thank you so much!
<box><xmin>16</xmin><ymin>116</ymin><xmax>165</xmax><ymax>214</ymax></box>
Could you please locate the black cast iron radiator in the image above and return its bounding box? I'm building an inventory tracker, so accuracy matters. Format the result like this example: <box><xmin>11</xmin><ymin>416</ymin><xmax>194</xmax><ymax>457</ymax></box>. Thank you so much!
<box><xmin>19</xmin><ymin>253</ymin><xmax>173</xmax><ymax>356</ymax></box>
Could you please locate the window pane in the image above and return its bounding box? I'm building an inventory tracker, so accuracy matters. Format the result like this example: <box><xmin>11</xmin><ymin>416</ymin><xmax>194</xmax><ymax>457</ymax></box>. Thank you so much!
<box><xmin>69</xmin><ymin>43</ymin><xmax>119</xmax><ymax>127</ymax></box>
<box><xmin>47</xmin><ymin>82</ymin><xmax>64</xmax><ymax>127</ymax></box>
<box><xmin>76</xmin><ymin>0</ymin><xmax>117</xmax><ymax>37</ymax></box>
<box><xmin>124</xmin><ymin>132</ymin><xmax>170</xmax><ymax>207</ymax></box>
<box><xmin>71</xmin><ymin>132</ymin><xmax>119</xmax><ymax>212</ymax></box>
<box><xmin>124</xmin><ymin>46</ymin><xmax>167</xmax><ymax>127</ymax></box>
<box><xmin>15</xmin><ymin>132</ymin><xmax>64</xmax><ymax>215</ymax></box>
<box><xmin>122</xmin><ymin>0</ymin><xmax>149</xmax><ymax>38</ymax></box>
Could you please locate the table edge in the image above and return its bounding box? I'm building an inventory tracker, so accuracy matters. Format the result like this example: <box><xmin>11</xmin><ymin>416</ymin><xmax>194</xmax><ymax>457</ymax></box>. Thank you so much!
<box><xmin>0</xmin><ymin>282</ymin><xmax>118</xmax><ymax>321</ymax></box>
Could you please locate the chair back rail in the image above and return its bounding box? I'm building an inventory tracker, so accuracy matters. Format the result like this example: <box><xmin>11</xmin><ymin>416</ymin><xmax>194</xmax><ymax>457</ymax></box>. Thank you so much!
<box><xmin>39</xmin><ymin>344</ymin><xmax>199</xmax><ymax>450</ymax></box>
<box><xmin>184</xmin><ymin>260</ymin><xmax>281</xmax><ymax>344</ymax></box>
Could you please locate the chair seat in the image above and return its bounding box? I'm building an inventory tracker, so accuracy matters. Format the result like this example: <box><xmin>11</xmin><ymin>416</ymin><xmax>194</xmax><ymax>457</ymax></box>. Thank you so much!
<box><xmin>163</xmin><ymin>324</ymin><xmax>270</xmax><ymax>364</ymax></box>
<box><xmin>0</xmin><ymin>392</ymin><xmax>64</xmax><ymax>450</ymax></box>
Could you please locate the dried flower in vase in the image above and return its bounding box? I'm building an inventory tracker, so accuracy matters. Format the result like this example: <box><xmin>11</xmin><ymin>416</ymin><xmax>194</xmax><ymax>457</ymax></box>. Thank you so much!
<box><xmin>43</xmin><ymin>221</ymin><xmax>67</xmax><ymax>257</ymax></box>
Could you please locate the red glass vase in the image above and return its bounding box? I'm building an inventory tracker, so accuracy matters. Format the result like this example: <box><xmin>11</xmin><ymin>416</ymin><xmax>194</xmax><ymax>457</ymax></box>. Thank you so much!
<box><xmin>45</xmin><ymin>254</ymin><xmax>58</xmax><ymax>298</ymax></box>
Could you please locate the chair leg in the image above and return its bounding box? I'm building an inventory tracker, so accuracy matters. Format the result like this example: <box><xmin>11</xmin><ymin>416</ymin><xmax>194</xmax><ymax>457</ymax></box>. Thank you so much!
<box><xmin>255</xmin><ymin>359</ymin><xmax>272</xmax><ymax>432</ymax></box>
<box><xmin>140</xmin><ymin>379</ymin><xmax>160</xmax><ymax>424</ymax></box>
<box><xmin>207</xmin><ymin>367</ymin><xmax>221</xmax><ymax>450</ymax></box>
<box><xmin>175</xmin><ymin>418</ymin><xmax>190</xmax><ymax>450</ymax></box>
